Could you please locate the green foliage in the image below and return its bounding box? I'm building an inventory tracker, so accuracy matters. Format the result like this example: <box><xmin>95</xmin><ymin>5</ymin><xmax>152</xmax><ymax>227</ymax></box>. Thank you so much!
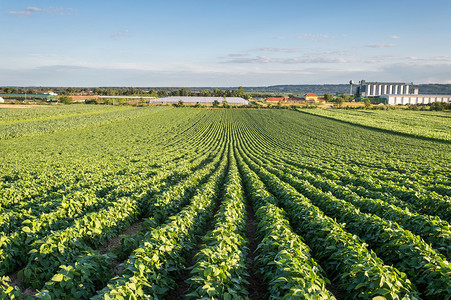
<box><xmin>36</xmin><ymin>251</ymin><xmax>114</xmax><ymax>299</ymax></box>
<box><xmin>0</xmin><ymin>276</ymin><xmax>23</xmax><ymax>299</ymax></box>
<box><xmin>222</xmin><ymin>100</ymin><xmax>230</xmax><ymax>108</ymax></box>
<box><xmin>302</xmin><ymin>109</ymin><xmax>451</xmax><ymax>141</ymax></box>
<box><xmin>430</xmin><ymin>101</ymin><xmax>450</xmax><ymax>111</ymax></box>
<box><xmin>173</xmin><ymin>99</ymin><xmax>185</xmax><ymax>107</ymax></box>
<box><xmin>58</xmin><ymin>96</ymin><xmax>73</xmax><ymax>105</ymax></box>
<box><xmin>238</xmin><ymin>149</ymin><xmax>418</xmax><ymax>299</ymax></box>
<box><xmin>335</xmin><ymin>96</ymin><xmax>345</xmax><ymax>107</ymax></box>
<box><xmin>0</xmin><ymin>107</ymin><xmax>449</xmax><ymax>299</ymax></box>
<box><xmin>324</xmin><ymin>93</ymin><xmax>334</xmax><ymax>102</ymax></box>
<box><xmin>187</xmin><ymin>150</ymin><xmax>249</xmax><ymax>299</ymax></box>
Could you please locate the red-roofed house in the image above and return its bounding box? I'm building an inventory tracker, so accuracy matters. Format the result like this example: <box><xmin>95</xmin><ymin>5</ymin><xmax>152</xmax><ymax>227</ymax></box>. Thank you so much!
<box><xmin>266</xmin><ymin>97</ymin><xmax>289</xmax><ymax>102</ymax></box>
<box><xmin>305</xmin><ymin>93</ymin><xmax>319</xmax><ymax>102</ymax></box>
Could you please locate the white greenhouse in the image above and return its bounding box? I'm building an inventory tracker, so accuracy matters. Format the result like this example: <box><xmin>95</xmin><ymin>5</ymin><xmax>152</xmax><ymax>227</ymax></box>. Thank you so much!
<box><xmin>152</xmin><ymin>96</ymin><xmax>249</xmax><ymax>105</ymax></box>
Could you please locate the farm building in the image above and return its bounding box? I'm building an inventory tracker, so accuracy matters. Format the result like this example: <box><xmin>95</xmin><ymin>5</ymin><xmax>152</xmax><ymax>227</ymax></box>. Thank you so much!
<box><xmin>287</xmin><ymin>97</ymin><xmax>306</xmax><ymax>103</ymax></box>
<box><xmin>381</xmin><ymin>94</ymin><xmax>451</xmax><ymax>105</ymax></box>
<box><xmin>266</xmin><ymin>97</ymin><xmax>289</xmax><ymax>102</ymax></box>
<box><xmin>0</xmin><ymin>97</ymin><xmax>4</xmax><ymax>103</ymax></box>
<box><xmin>153</xmin><ymin>96</ymin><xmax>249</xmax><ymax>105</ymax></box>
<box><xmin>305</xmin><ymin>93</ymin><xmax>319</xmax><ymax>102</ymax></box>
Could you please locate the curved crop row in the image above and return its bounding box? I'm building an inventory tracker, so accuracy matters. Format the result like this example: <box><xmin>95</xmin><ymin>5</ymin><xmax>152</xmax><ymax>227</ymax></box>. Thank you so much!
<box><xmin>186</xmin><ymin>147</ymin><xmax>249</xmax><ymax>299</ymax></box>
<box><xmin>234</xmin><ymin>130</ymin><xmax>418</xmax><ymax>299</ymax></box>
<box><xmin>92</xmin><ymin>149</ymin><xmax>228</xmax><ymax>299</ymax></box>
<box><xmin>253</xmin><ymin>156</ymin><xmax>451</xmax><ymax>298</ymax></box>
<box><xmin>236</xmin><ymin>151</ymin><xmax>335</xmax><ymax>299</ymax></box>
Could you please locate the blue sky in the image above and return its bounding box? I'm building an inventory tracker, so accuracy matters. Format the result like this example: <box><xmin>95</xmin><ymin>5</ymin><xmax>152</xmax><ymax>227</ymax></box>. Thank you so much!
<box><xmin>1</xmin><ymin>0</ymin><xmax>450</xmax><ymax>86</ymax></box>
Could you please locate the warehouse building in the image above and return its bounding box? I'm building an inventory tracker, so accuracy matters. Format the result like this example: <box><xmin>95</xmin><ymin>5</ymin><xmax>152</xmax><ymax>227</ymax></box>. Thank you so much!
<box><xmin>381</xmin><ymin>94</ymin><xmax>451</xmax><ymax>105</ymax></box>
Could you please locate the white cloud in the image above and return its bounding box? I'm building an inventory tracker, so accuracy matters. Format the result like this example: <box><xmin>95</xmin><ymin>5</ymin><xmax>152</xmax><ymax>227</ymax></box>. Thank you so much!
<box><xmin>257</xmin><ymin>47</ymin><xmax>301</xmax><ymax>53</ymax></box>
<box><xmin>226</xmin><ymin>53</ymin><xmax>249</xmax><ymax>58</ymax></box>
<box><xmin>7</xmin><ymin>10</ymin><xmax>32</xmax><ymax>16</ymax></box>
<box><xmin>25</xmin><ymin>7</ymin><xmax>49</xmax><ymax>13</ymax></box>
<box><xmin>1</xmin><ymin>61</ymin><xmax>450</xmax><ymax>86</ymax></box>
<box><xmin>222</xmin><ymin>55</ymin><xmax>354</xmax><ymax>64</ymax></box>
<box><xmin>7</xmin><ymin>7</ymin><xmax>75</xmax><ymax>16</ymax></box>
<box><xmin>391</xmin><ymin>35</ymin><xmax>400</xmax><ymax>39</ymax></box>
<box><xmin>366</xmin><ymin>44</ymin><xmax>396</xmax><ymax>48</ymax></box>
<box><xmin>111</xmin><ymin>29</ymin><xmax>130</xmax><ymax>39</ymax></box>
<box><xmin>298</xmin><ymin>33</ymin><xmax>335</xmax><ymax>41</ymax></box>
<box><xmin>406</xmin><ymin>56</ymin><xmax>451</xmax><ymax>63</ymax></box>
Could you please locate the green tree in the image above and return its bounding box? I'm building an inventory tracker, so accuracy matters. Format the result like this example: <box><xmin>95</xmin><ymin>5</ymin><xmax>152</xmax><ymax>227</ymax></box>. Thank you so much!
<box><xmin>222</xmin><ymin>100</ymin><xmax>230</xmax><ymax>108</ymax></box>
<box><xmin>157</xmin><ymin>90</ymin><xmax>168</xmax><ymax>98</ymax></box>
<box><xmin>336</xmin><ymin>97</ymin><xmax>345</xmax><ymax>107</ymax></box>
<box><xmin>59</xmin><ymin>96</ymin><xmax>73</xmax><ymax>104</ymax></box>
<box><xmin>237</xmin><ymin>86</ymin><xmax>245</xmax><ymax>97</ymax></box>
<box><xmin>364</xmin><ymin>99</ymin><xmax>372</xmax><ymax>109</ymax></box>
<box><xmin>324</xmin><ymin>93</ymin><xmax>334</xmax><ymax>102</ymax></box>
<box><xmin>180</xmin><ymin>88</ymin><xmax>189</xmax><ymax>96</ymax></box>
<box><xmin>65</xmin><ymin>87</ymin><xmax>74</xmax><ymax>95</ymax></box>
<box><xmin>213</xmin><ymin>100</ymin><xmax>220</xmax><ymax>107</ymax></box>
<box><xmin>430</xmin><ymin>102</ymin><xmax>444</xmax><ymax>111</ymax></box>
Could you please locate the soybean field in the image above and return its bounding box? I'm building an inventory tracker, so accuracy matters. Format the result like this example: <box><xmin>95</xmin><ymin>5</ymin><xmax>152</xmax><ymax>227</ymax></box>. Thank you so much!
<box><xmin>0</xmin><ymin>106</ymin><xmax>450</xmax><ymax>299</ymax></box>
<box><xmin>302</xmin><ymin>109</ymin><xmax>451</xmax><ymax>142</ymax></box>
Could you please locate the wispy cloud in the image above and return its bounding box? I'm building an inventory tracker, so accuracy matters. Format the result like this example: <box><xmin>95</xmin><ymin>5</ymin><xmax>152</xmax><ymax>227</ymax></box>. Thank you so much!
<box><xmin>366</xmin><ymin>44</ymin><xmax>396</xmax><ymax>48</ymax></box>
<box><xmin>227</xmin><ymin>53</ymin><xmax>249</xmax><ymax>58</ymax></box>
<box><xmin>406</xmin><ymin>56</ymin><xmax>451</xmax><ymax>62</ymax></box>
<box><xmin>391</xmin><ymin>35</ymin><xmax>400</xmax><ymax>39</ymax></box>
<box><xmin>26</xmin><ymin>7</ymin><xmax>50</xmax><ymax>13</ymax></box>
<box><xmin>7</xmin><ymin>6</ymin><xmax>75</xmax><ymax>16</ymax></box>
<box><xmin>111</xmin><ymin>29</ymin><xmax>130</xmax><ymax>39</ymax></box>
<box><xmin>257</xmin><ymin>47</ymin><xmax>301</xmax><ymax>53</ymax></box>
<box><xmin>7</xmin><ymin>10</ymin><xmax>32</xmax><ymax>16</ymax></box>
<box><xmin>222</xmin><ymin>55</ymin><xmax>354</xmax><ymax>64</ymax></box>
<box><xmin>298</xmin><ymin>33</ymin><xmax>335</xmax><ymax>41</ymax></box>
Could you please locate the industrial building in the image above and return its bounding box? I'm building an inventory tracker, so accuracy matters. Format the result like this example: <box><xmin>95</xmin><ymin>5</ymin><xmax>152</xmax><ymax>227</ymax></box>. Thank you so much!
<box><xmin>356</xmin><ymin>80</ymin><xmax>415</xmax><ymax>98</ymax></box>
<box><xmin>355</xmin><ymin>80</ymin><xmax>450</xmax><ymax>105</ymax></box>
<box><xmin>380</xmin><ymin>94</ymin><xmax>451</xmax><ymax>105</ymax></box>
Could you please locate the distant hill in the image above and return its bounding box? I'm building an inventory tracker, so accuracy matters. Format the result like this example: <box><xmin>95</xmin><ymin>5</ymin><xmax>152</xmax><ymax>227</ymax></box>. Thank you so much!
<box><xmin>241</xmin><ymin>85</ymin><xmax>349</xmax><ymax>95</ymax></box>
<box><xmin>241</xmin><ymin>84</ymin><xmax>451</xmax><ymax>96</ymax></box>
<box><xmin>415</xmin><ymin>84</ymin><xmax>451</xmax><ymax>95</ymax></box>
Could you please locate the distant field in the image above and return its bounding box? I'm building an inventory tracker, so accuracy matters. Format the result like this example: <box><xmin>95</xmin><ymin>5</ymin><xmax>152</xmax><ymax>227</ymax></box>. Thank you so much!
<box><xmin>0</xmin><ymin>105</ymin><xmax>169</xmax><ymax>139</ymax></box>
<box><xmin>0</xmin><ymin>107</ymin><xmax>450</xmax><ymax>299</ymax></box>
<box><xmin>302</xmin><ymin>109</ymin><xmax>451</xmax><ymax>142</ymax></box>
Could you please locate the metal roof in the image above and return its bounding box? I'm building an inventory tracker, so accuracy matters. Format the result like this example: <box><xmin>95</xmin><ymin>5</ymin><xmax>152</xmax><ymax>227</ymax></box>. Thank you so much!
<box><xmin>360</xmin><ymin>80</ymin><xmax>412</xmax><ymax>85</ymax></box>
<box><xmin>98</xmin><ymin>96</ymin><xmax>156</xmax><ymax>99</ymax></box>
<box><xmin>153</xmin><ymin>96</ymin><xmax>249</xmax><ymax>105</ymax></box>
